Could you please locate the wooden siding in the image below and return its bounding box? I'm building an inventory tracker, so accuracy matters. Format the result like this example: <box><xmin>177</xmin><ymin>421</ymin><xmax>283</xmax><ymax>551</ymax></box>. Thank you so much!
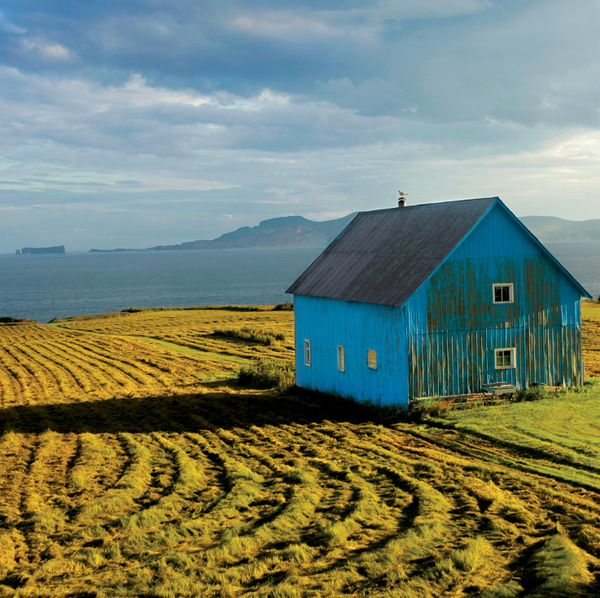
<box><xmin>293</xmin><ymin>295</ymin><xmax>409</xmax><ymax>407</ymax></box>
<box><xmin>408</xmin><ymin>326</ymin><xmax>582</xmax><ymax>398</ymax></box>
<box><xmin>426</xmin><ymin>255</ymin><xmax>562</xmax><ymax>332</ymax></box>
<box><xmin>291</xmin><ymin>200</ymin><xmax>586</xmax><ymax>407</ymax></box>
<box><xmin>409</xmin><ymin>202</ymin><xmax>584</xmax><ymax>398</ymax></box>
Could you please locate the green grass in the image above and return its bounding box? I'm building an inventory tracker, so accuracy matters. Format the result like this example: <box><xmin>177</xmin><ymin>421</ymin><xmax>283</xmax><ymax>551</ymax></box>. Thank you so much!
<box><xmin>2</xmin><ymin>309</ymin><xmax>600</xmax><ymax>596</ymax></box>
<box><xmin>131</xmin><ymin>335</ymin><xmax>253</xmax><ymax>365</ymax></box>
<box><xmin>213</xmin><ymin>326</ymin><xmax>286</xmax><ymax>346</ymax></box>
<box><xmin>0</xmin><ymin>317</ymin><xmax>27</xmax><ymax>324</ymax></box>
<box><xmin>238</xmin><ymin>358</ymin><xmax>295</xmax><ymax>389</ymax></box>
<box><xmin>424</xmin><ymin>380</ymin><xmax>600</xmax><ymax>490</ymax></box>
<box><xmin>529</xmin><ymin>531</ymin><xmax>595</xmax><ymax>597</ymax></box>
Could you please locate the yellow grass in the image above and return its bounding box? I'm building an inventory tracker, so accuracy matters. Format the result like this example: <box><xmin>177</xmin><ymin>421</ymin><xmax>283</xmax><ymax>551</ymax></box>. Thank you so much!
<box><xmin>582</xmin><ymin>301</ymin><xmax>600</xmax><ymax>376</ymax></box>
<box><xmin>0</xmin><ymin>306</ymin><xmax>600</xmax><ymax>596</ymax></box>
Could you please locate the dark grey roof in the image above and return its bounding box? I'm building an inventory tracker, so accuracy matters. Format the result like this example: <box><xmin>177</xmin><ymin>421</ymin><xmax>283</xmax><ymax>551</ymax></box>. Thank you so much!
<box><xmin>286</xmin><ymin>197</ymin><xmax>498</xmax><ymax>307</ymax></box>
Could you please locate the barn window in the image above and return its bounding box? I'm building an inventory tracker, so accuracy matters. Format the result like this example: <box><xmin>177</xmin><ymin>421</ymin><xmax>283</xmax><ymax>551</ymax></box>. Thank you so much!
<box><xmin>304</xmin><ymin>339</ymin><xmax>311</xmax><ymax>366</ymax></box>
<box><xmin>367</xmin><ymin>349</ymin><xmax>377</xmax><ymax>369</ymax></box>
<box><xmin>493</xmin><ymin>283</ymin><xmax>514</xmax><ymax>304</ymax></box>
<box><xmin>337</xmin><ymin>345</ymin><xmax>345</xmax><ymax>372</ymax></box>
<box><xmin>495</xmin><ymin>348</ymin><xmax>516</xmax><ymax>369</ymax></box>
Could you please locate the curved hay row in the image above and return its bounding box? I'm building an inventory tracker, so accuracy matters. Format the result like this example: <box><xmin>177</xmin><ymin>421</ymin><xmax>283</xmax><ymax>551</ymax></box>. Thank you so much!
<box><xmin>0</xmin><ymin>347</ymin><xmax>46</xmax><ymax>405</ymax></box>
<box><xmin>12</xmin><ymin>343</ymin><xmax>72</xmax><ymax>398</ymax></box>
<box><xmin>38</xmin><ymin>339</ymin><xmax>126</xmax><ymax>394</ymax></box>
<box><xmin>72</xmin><ymin>334</ymin><xmax>209</xmax><ymax>388</ymax></box>
<box><xmin>0</xmin><ymin>433</ymin><xmax>36</xmax><ymax>525</ymax></box>
<box><xmin>55</xmin><ymin>337</ymin><xmax>178</xmax><ymax>388</ymax></box>
<box><xmin>0</xmin><ymin>350</ymin><xmax>22</xmax><ymax>407</ymax></box>
<box><xmin>2</xmin><ymin>319</ymin><xmax>600</xmax><ymax>596</ymax></box>
<box><xmin>67</xmin><ymin>433</ymin><xmax>128</xmax><ymax>508</ymax></box>
<box><xmin>0</xmin><ymin>323</ymin><xmax>206</xmax><ymax>408</ymax></box>
<box><xmin>74</xmin><ymin>433</ymin><xmax>158</xmax><ymax>527</ymax></box>
<box><xmin>46</xmin><ymin>340</ymin><xmax>157</xmax><ymax>392</ymax></box>
<box><xmin>2</xmin><ymin>424</ymin><xmax>600</xmax><ymax>597</ymax></box>
<box><xmin>13</xmin><ymin>342</ymin><xmax>95</xmax><ymax>399</ymax></box>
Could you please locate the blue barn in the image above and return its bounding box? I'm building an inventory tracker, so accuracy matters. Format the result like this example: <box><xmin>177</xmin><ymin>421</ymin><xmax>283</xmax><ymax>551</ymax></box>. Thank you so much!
<box><xmin>286</xmin><ymin>197</ymin><xmax>591</xmax><ymax>408</ymax></box>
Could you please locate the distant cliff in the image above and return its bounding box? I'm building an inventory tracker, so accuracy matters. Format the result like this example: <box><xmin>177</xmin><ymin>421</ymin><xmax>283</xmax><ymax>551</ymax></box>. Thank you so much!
<box><xmin>520</xmin><ymin>216</ymin><xmax>600</xmax><ymax>242</ymax></box>
<box><xmin>87</xmin><ymin>212</ymin><xmax>600</xmax><ymax>254</ymax></box>
<box><xmin>90</xmin><ymin>213</ymin><xmax>357</xmax><ymax>252</ymax></box>
<box><xmin>21</xmin><ymin>245</ymin><xmax>65</xmax><ymax>255</ymax></box>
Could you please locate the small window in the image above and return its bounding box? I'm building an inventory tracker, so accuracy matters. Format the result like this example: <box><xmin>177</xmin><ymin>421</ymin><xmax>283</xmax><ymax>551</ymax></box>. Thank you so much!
<box><xmin>495</xmin><ymin>348</ymin><xmax>516</xmax><ymax>369</ymax></box>
<box><xmin>304</xmin><ymin>339</ymin><xmax>311</xmax><ymax>366</ymax></box>
<box><xmin>367</xmin><ymin>349</ymin><xmax>377</xmax><ymax>369</ymax></box>
<box><xmin>337</xmin><ymin>345</ymin><xmax>345</xmax><ymax>372</ymax></box>
<box><xmin>493</xmin><ymin>283</ymin><xmax>514</xmax><ymax>304</ymax></box>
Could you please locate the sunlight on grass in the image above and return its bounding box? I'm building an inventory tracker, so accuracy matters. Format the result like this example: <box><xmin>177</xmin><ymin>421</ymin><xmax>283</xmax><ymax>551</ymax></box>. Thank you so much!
<box><xmin>1</xmin><ymin>306</ymin><xmax>600</xmax><ymax>596</ymax></box>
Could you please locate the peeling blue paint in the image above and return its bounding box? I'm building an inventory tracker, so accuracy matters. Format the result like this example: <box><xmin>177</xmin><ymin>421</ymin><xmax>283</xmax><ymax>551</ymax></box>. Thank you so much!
<box><xmin>291</xmin><ymin>201</ymin><xmax>587</xmax><ymax>408</ymax></box>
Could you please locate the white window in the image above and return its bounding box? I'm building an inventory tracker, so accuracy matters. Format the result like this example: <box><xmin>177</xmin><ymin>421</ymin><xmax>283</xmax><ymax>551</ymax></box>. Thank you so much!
<box><xmin>337</xmin><ymin>345</ymin><xmax>345</xmax><ymax>372</ymax></box>
<box><xmin>367</xmin><ymin>349</ymin><xmax>377</xmax><ymax>369</ymax></box>
<box><xmin>493</xmin><ymin>283</ymin><xmax>514</xmax><ymax>304</ymax></box>
<box><xmin>304</xmin><ymin>339</ymin><xmax>311</xmax><ymax>366</ymax></box>
<box><xmin>495</xmin><ymin>348</ymin><xmax>516</xmax><ymax>370</ymax></box>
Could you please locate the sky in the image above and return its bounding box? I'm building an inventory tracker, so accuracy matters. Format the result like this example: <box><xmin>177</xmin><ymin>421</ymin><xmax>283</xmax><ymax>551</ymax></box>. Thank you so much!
<box><xmin>1</xmin><ymin>0</ymin><xmax>600</xmax><ymax>252</ymax></box>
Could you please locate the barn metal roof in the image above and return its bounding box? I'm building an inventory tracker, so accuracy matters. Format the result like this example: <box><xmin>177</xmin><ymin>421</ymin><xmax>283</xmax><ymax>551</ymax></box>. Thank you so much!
<box><xmin>286</xmin><ymin>197</ymin><xmax>591</xmax><ymax>307</ymax></box>
<box><xmin>288</xmin><ymin>196</ymin><xmax>591</xmax><ymax>306</ymax></box>
<box><xmin>287</xmin><ymin>197</ymin><xmax>498</xmax><ymax>307</ymax></box>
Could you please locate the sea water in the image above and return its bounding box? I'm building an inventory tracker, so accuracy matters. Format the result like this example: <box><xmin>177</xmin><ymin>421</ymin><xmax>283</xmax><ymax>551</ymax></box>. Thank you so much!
<box><xmin>0</xmin><ymin>243</ymin><xmax>598</xmax><ymax>323</ymax></box>
<box><xmin>0</xmin><ymin>247</ymin><xmax>322</xmax><ymax>322</ymax></box>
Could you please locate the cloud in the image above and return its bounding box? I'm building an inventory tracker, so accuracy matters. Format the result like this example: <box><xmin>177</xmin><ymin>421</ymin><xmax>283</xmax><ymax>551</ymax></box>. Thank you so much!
<box><xmin>0</xmin><ymin>0</ymin><xmax>600</xmax><ymax>253</ymax></box>
<box><xmin>312</xmin><ymin>77</ymin><xmax>410</xmax><ymax>117</ymax></box>
<box><xmin>21</xmin><ymin>39</ymin><xmax>72</xmax><ymax>60</ymax></box>
<box><xmin>229</xmin><ymin>11</ymin><xmax>377</xmax><ymax>45</ymax></box>
<box><xmin>388</xmin><ymin>0</ymin><xmax>600</xmax><ymax>127</ymax></box>
<box><xmin>229</xmin><ymin>0</ymin><xmax>492</xmax><ymax>43</ymax></box>
<box><xmin>0</xmin><ymin>10</ymin><xmax>25</xmax><ymax>34</ymax></box>
<box><xmin>0</xmin><ymin>67</ymin><xmax>407</xmax><ymax>166</ymax></box>
<box><xmin>0</xmin><ymin>0</ymin><xmax>492</xmax><ymax>92</ymax></box>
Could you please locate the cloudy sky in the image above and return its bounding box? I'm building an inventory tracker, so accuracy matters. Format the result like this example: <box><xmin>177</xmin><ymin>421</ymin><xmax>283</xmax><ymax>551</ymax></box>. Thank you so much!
<box><xmin>1</xmin><ymin>0</ymin><xmax>600</xmax><ymax>252</ymax></box>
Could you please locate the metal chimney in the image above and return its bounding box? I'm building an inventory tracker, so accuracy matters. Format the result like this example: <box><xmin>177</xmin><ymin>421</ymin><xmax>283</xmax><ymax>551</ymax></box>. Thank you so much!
<box><xmin>398</xmin><ymin>191</ymin><xmax>408</xmax><ymax>207</ymax></box>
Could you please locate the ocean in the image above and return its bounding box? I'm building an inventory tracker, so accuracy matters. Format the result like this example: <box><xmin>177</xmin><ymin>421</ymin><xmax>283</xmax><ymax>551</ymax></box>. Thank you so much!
<box><xmin>0</xmin><ymin>243</ymin><xmax>599</xmax><ymax>323</ymax></box>
<box><xmin>0</xmin><ymin>247</ymin><xmax>322</xmax><ymax>323</ymax></box>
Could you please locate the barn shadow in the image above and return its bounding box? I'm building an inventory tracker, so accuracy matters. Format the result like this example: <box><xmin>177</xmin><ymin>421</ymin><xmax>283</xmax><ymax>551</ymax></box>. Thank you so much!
<box><xmin>0</xmin><ymin>387</ymin><xmax>388</xmax><ymax>435</ymax></box>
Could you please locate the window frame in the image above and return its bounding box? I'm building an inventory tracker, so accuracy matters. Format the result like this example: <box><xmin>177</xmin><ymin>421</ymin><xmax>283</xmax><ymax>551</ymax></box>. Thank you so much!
<box><xmin>304</xmin><ymin>339</ymin><xmax>311</xmax><ymax>367</ymax></box>
<box><xmin>367</xmin><ymin>349</ymin><xmax>377</xmax><ymax>370</ymax></box>
<box><xmin>337</xmin><ymin>345</ymin><xmax>345</xmax><ymax>372</ymax></box>
<box><xmin>494</xmin><ymin>347</ymin><xmax>516</xmax><ymax>370</ymax></box>
<box><xmin>492</xmin><ymin>283</ymin><xmax>514</xmax><ymax>305</ymax></box>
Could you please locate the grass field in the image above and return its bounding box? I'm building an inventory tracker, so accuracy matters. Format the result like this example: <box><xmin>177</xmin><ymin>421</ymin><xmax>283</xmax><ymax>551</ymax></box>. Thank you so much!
<box><xmin>1</xmin><ymin>304</ymin><xmax>600</xmax><ymax>596</ymax></box>
<box><xmin>582</xmin><ymin>301</ymin><xmax>600</xmax><ymax>377</ymax></box>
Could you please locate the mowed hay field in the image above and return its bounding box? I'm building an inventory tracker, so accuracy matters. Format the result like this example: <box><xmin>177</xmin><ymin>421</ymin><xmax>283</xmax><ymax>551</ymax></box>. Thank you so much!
<box><xmin>2</xmin><ymin>306</ymin><xmax>600</xmax><ymax>596</ymax></box>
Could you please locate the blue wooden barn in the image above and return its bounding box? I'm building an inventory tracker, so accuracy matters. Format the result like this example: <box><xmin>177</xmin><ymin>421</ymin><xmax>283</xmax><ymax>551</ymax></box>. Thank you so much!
<box><xmin>286</xmin><ymin>197</ymin><xmax>591</xmax><ymax>408</ymax></box>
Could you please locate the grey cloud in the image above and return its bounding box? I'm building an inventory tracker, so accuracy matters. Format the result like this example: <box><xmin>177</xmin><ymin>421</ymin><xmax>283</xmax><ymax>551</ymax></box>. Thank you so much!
<box><xmin>312</xmin><ymin>78</ymin><xmax>409</xmax><ymax>116</ymax></box>
<box><xmin>21</xmin><ymin>178</ymin><xmax>109</xmax><ymax>186</ymax></box>
<box><xmin>390</xmin><ymin>0</ymin><xmax>600</xmax><ymax>128</ymax></box>
<box><xmin>0</xmin><ymin>0</ymin><xmax>492</xmax><ymax>93</ymax></box>
<box><xmin>1</xmin><ymin>0</ymin><xmax>600</xmax><ymax>253</ymax></box>
<box><xmin>0</xmin><ymin>67</ymin><xmax>407</xmax><ymax>155</ymax></box>
<box><xmin>1</xmin><ymin>130</ymin><xmax>599</xmax><ymax>253</ymax></box>
<box><xmin>296</xmin><ymin>1</ymin><xmax>600</xmax><ymax>131</ymax></box>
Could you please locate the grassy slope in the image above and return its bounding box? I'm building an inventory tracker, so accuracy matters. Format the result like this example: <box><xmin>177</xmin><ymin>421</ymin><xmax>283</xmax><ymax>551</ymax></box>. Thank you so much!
<box><xmin>52</xmin><ymin>306</ymin><xmax>295</xmax><ymax>363</ymax></box>
<box><xmin>1</xmin><ymin>306</ymin><xmax>600</xmax><ymax>596</ymax></box>
<box><xmin>583</xmin><ymin>302</ymin><xmax>600</xmax><ymax>377</ymax></box>
<box><xmin>428</xmin><ymin>387</ymin><xmax>600</xmax><ymax>489</ymax></box>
